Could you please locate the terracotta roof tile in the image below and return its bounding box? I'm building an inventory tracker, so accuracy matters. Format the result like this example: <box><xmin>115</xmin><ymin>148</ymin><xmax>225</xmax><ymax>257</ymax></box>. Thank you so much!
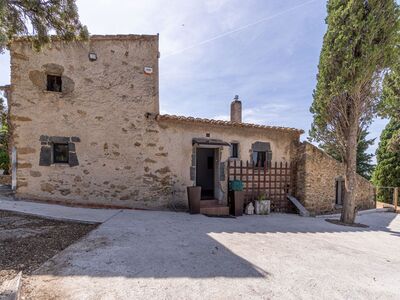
<box><xmin>156</xmin><ymin>114</ymin><xmax>304</xmax><ymax>134</ymax></box>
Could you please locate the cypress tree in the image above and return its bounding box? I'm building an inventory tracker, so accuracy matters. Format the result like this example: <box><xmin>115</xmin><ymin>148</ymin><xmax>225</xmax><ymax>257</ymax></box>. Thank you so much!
<box><xmin>319</xmin><ymin>129</ymin><xmax>375</xmax><ymax>180</ymax></box>
<box><xmin>373</xmin><ymin>61</ymin><xmax>400</xmax><ymax>201</ymax></box>
<box><xmin>372</xmin><ymin>120</ymin><xmax>400</xmax><ymax>202</ymax></box>
<box><xmin>310</xmin><ymin>0</ymin><xmax>399</xmax><ymax>223</ymax></box>
<box><xmin>379</xmin><ymin>64</ymin><xmax>400</xmax><ymax>151</ymax></box>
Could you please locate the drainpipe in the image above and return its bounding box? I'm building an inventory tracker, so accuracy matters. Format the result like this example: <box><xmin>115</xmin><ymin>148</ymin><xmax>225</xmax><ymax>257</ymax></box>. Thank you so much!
<box><xmin>11</xmin><ymin>147</ymin><xmax>16</xmax><ymax>190</ymax></box>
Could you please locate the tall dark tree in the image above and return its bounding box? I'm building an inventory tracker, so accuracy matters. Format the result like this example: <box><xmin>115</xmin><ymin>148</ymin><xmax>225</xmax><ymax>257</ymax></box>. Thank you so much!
<box><xmin>372</xmin><ymin>119</ymin><xmax>400</xmax><ymax>202</ymax></box>
<box><xmin>373</xmin><ymin>60</ymin><xmax>400</xmax><ymax>202</ymax></box>
<box><xmin>319</xmin><ymin>129</ymin><xmax>375</xmax><ymax>180</ymax></box>
<box><xmin>310</xmin><ymin>0</ymin><xmax>399</xmax><ymax>224</ymax></box>
<box><xmin>0</xmin><ymin>0</ymin><xmax>88</xmax><ymax>52</ymax></box>
<box><xmin>379</xmin><ymin>64</ymin><xmax>400</xmax><ymax>151</ymax></box>
<box><xmin>355</xmin><ymin>130</ymin><xmax>375</xmax><ymax>180</ymax></box>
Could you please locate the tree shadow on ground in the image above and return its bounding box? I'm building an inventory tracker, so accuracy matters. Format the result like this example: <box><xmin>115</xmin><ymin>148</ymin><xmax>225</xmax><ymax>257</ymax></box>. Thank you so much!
<box><xmin>25</xmin><ymin>210</ymin><xmax>400</xmax><ymax>280</ymax></box>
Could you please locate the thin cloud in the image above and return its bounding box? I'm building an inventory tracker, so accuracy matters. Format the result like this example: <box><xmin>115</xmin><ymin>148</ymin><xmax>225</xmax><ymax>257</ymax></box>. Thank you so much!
<box><xmin>162</xmin><ymin>0</ymin><xmax>319</xmax><ymax>58</ymax></box>
<box><xmin>0</xmin><ymin>0</ymin><xmax>386</xmax><ymax>161</ymax></box>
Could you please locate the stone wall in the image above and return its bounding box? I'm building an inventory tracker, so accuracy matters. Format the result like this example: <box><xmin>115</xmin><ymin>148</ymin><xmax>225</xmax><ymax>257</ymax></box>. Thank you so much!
<box><xmin>157</xmin><ymin>118</ymin><xmax>301</xmax><ymax>208</ymax></box>
<box><xmin>9</xmin><ymin>35</ymin><xmax>174</xmax><ymax>209</ymax></box>
<box><xmin>295</xmin><ymin>142</ymin><xmax>375</xmax><ymax>215</ymax></box>
<box><xmin>8</xmin><ymin>35</ymin><xmax>302</xmax><ymax>210</ymax></box>
<box><xmin>8</xmin><ymin>36</ymin><xmax>375</xmax><ymax>213</ymax></box>
<box><xmin>0</xmin><ymin>175</ymin><xmax>11</xmax><ymax>185</ymax></box>
<box><xmin>355</xmin><ymin>174</ymin><xmax>377</xmax><ymax>211</ymax></box>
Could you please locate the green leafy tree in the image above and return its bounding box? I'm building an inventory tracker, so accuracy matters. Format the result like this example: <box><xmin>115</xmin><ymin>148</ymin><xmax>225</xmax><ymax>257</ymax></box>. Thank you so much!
<box><xmin>0</xmin><ymin>0</ymin><xmax>88</xmax><ymax>52</ymax></box>
<box><xmin>372</xmin><ymin>119</ymin><xmax>400</xmax><ymax>202</ymax></box>
<box><xmin>319</xmin><ymin>129</ymin><xmax>375</xmax><ymax>180</ymax></box>
<box><xmin>379</xmin><ymin>64</ymin><xmax>400</xmax><ymax>150</ymax></box>
<box><xmin>355</xmin><ymin>130</ymin><xmax>375</xmax><ymax>180</ymax></box>
<box><xmin>310</xmin><ymin>0</ymin><xmax>399</xmax><ymax>224</ymax></box>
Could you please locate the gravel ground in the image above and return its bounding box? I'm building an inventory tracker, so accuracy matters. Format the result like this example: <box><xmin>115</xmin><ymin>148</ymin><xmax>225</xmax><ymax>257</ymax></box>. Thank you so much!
<box><xmin>22</xmin><ymin>210</ymin><xmax>400</xmax><ymax>300</ymax></box>
<box><xmin>0</xmin><ymin>210</ymin><xmax>97</xmax><ymax>284</ymax></box>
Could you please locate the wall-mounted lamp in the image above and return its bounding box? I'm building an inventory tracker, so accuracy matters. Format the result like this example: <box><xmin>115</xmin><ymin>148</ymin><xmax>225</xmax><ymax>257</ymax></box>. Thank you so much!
<box><xmin>144</xmin><ymin>67</ymin><xmax>153</xmax><ymax>74</ymax></box>
<box><xmin>88</xmin><ymin>52</ymin><xmax>97</xmax><ymax>61</ymax></box>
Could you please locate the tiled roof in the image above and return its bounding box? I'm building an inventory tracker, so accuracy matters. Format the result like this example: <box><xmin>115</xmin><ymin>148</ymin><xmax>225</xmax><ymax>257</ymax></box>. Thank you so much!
<box><xmin>156</xmin><ymin>114</ymin><xmax>304</xmax><ymax>134</ymax></box>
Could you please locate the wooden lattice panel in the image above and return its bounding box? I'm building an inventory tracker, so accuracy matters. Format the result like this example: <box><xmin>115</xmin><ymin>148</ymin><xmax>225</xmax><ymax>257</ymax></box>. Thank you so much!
<box><xmin>227</xmin><ymin>160</ymin><xmax>295</xmax><ymax>212</ymax></box>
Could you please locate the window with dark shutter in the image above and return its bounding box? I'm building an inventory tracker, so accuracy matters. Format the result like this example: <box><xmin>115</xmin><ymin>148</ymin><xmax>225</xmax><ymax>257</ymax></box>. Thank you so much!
<box><xmin>53</xmin><ymin>143</ymin><xmax>69</xmax><ymax>163</ymax></box>
<box><xmin>251</xmin><ymin>142</ymin><xmax>272</xmax><ymax>167</ymax></box>
<box><xmin>39</xmin><ymin>136</ymin><xmax>80</xmax><ymax>167</ymax></box>
<box><xmin>47</xmin><ymin>75</ymin><xmax>62</xmax><ymax>92</ymax></box>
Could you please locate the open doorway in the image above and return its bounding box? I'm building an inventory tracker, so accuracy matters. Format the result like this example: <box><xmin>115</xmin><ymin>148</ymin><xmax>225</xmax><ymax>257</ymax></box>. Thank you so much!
<box><xmin>335</xmin><ymin>178</ymin><xmax>345</xmax><ymax>206</ymax></box>
<box><xmin>196</xmin><ymin>148</ymin><xmax>215</xmax><ymax>200</ymax></box>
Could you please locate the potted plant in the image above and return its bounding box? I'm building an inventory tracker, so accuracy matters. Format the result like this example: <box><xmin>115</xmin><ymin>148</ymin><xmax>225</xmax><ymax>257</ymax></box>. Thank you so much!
<box><xmin>254</xmin><ymin>193</ymin><xmax>271</xmax><ymax>215</ymax></box>
<box><xmin>187</xmin><ymin>185</ymin><xmax>201</xmax><ymax>214</ymax></box>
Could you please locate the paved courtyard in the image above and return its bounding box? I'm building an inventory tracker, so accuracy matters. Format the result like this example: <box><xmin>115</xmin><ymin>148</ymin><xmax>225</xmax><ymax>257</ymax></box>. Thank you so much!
<box><xmin>17</xmin><ymin>208</ymin><xmax>400</xmax><ymax>300</ymax></box>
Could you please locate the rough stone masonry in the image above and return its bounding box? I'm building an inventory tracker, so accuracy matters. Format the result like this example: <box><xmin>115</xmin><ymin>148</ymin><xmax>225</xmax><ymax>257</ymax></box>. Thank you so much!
<box><xmin>7</xmin><ymin>34</ymin><xmax>375</xmax><ymax>214</ymax></box>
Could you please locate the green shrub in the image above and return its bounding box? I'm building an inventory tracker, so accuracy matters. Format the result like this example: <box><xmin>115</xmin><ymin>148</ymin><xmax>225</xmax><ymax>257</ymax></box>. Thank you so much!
<box><xmin>0</xmin><ymin>149</ymin><xmax>9</xmax><ymax>173</ymax></box>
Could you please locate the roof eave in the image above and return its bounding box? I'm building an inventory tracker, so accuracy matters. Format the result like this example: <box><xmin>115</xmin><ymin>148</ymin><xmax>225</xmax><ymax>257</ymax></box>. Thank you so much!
<box><xmin>155</xmin><ymin>114</ymin><xmax>304</xmax><ymax>135</ymax></box>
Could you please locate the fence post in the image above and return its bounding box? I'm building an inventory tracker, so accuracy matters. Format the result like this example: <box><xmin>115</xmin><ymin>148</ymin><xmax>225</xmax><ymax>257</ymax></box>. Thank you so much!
<box><xmin>394</xmin><ymin>187</ymin><xmax>398</xmax><ymax>212</ymax></box>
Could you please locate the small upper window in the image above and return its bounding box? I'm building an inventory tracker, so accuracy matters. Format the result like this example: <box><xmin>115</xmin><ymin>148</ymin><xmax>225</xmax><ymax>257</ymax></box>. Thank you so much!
<box><xmin>47</xmin><ymin>75</ymin><xmax>62</xmax><ymax>92</ymax></box>
<box><xmin>231</xmin><ymin>143</ymin><xmax>239</xmax><ymax>158</ymax></box>
<box><xmin>53</xmin><ymin>143</ymin><xmax>69</xmax><ymax>163</ymax></box>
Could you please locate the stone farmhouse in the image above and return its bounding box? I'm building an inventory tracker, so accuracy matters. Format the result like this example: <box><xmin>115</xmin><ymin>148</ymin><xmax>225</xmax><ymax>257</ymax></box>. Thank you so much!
<box><xmin>3</xmin><ymin>34</ymin><xmax>375</xmax><ymax>215</ymax></box>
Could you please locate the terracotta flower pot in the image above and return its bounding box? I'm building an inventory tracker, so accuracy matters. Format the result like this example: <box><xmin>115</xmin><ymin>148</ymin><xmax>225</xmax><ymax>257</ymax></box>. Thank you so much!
<box><xmin>230</xmin><ymin>191</ymin><xmax>244</xmax><ymax>216</ymax></box>
<box><xmin>187</xmin><ymin>186</ymin><xmax>201</xmax><ymax>214</ymax></box>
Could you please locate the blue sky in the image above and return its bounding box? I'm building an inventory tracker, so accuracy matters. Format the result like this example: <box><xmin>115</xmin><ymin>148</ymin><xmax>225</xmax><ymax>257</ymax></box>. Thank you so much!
<box><xmin>0</xmin><ymin>0</ymin><xmax>389</xmax><ymax>159</ymax></box>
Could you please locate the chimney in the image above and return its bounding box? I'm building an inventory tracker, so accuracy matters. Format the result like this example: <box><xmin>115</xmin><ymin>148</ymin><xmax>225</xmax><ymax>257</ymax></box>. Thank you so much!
<box><xmin>230</xmin><ymin>95</ymin><xmax>242</xmax><ymax>123</ymax></box>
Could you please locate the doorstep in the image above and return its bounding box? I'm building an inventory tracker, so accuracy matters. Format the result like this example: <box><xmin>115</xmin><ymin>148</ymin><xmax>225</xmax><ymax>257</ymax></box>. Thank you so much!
<box><xmin>200</xmin><ymin>199</ymin><xmax>229</xmax><ymax>216</ymax></box>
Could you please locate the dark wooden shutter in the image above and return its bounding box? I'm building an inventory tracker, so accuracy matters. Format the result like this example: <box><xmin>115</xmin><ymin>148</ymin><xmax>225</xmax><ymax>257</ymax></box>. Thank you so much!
<box><xmin>39</xmin><ymin>146</ymin><xmax>52</xmax><ymax>166</ymax></box>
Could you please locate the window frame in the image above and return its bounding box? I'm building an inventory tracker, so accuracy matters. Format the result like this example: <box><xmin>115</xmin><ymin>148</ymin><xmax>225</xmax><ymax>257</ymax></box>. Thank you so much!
<box><xmin>230</xmin><ymin>142</ymin><xmax>239</xmax><ymax>159</ymax></box>
<box><xmin>53</xmin><ymin>143</ymin><xmax>69</xmax><ymax>164</ymax></box>
<box><xmin>256</xmin><ymin>151</ymin><xmax>266</xmax><ymax>167</ymax></box>
<box><xmin>251</xmin><ymin>141</ymin><xmax>272</xmax><ymax>168</ymax></box>
<box><xmin>252</xmin><ymin>150</ymin><xmax>272</xmax><ymax>168</ymax></box>
<box><xmin>46</xmin><ymin>74</ymin><xmax>62</xmax><ymax>92</ymax></box>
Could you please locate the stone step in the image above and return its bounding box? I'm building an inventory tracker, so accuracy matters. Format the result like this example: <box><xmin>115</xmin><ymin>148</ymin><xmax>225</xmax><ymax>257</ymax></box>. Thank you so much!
<box><xmin>0</xmin><ymin>185</ymin><xmax>14</xmax><ymax>197</ymax></box>
<box><xmin>200</xmin><ymin>205</ymin><xmax>230</xmax><ymax>216</ymax></box>
<box><xmin>0</xmin><ymin>184</ymin><xmax>11</xmax><ymax>190</ymax></box>
<box><xmin>200</xmin><ymin>199</ymin><xmax>219</xmax><ymax>207</ymax></box>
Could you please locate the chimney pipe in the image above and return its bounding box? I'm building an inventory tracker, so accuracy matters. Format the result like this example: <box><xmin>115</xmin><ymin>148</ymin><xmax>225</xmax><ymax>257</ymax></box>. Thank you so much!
<box><xmin>230</xmin><ymin>95</ymin><xmax>242</xmax><ymax>123</ymax></box>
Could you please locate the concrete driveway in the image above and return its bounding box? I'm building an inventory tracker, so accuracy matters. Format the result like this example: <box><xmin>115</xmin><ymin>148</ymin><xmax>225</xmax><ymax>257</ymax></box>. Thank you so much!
<box><xmin>23</xmin><ymin>210</ymin><xmax>400</xmax><ymax>300</ymax></box>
